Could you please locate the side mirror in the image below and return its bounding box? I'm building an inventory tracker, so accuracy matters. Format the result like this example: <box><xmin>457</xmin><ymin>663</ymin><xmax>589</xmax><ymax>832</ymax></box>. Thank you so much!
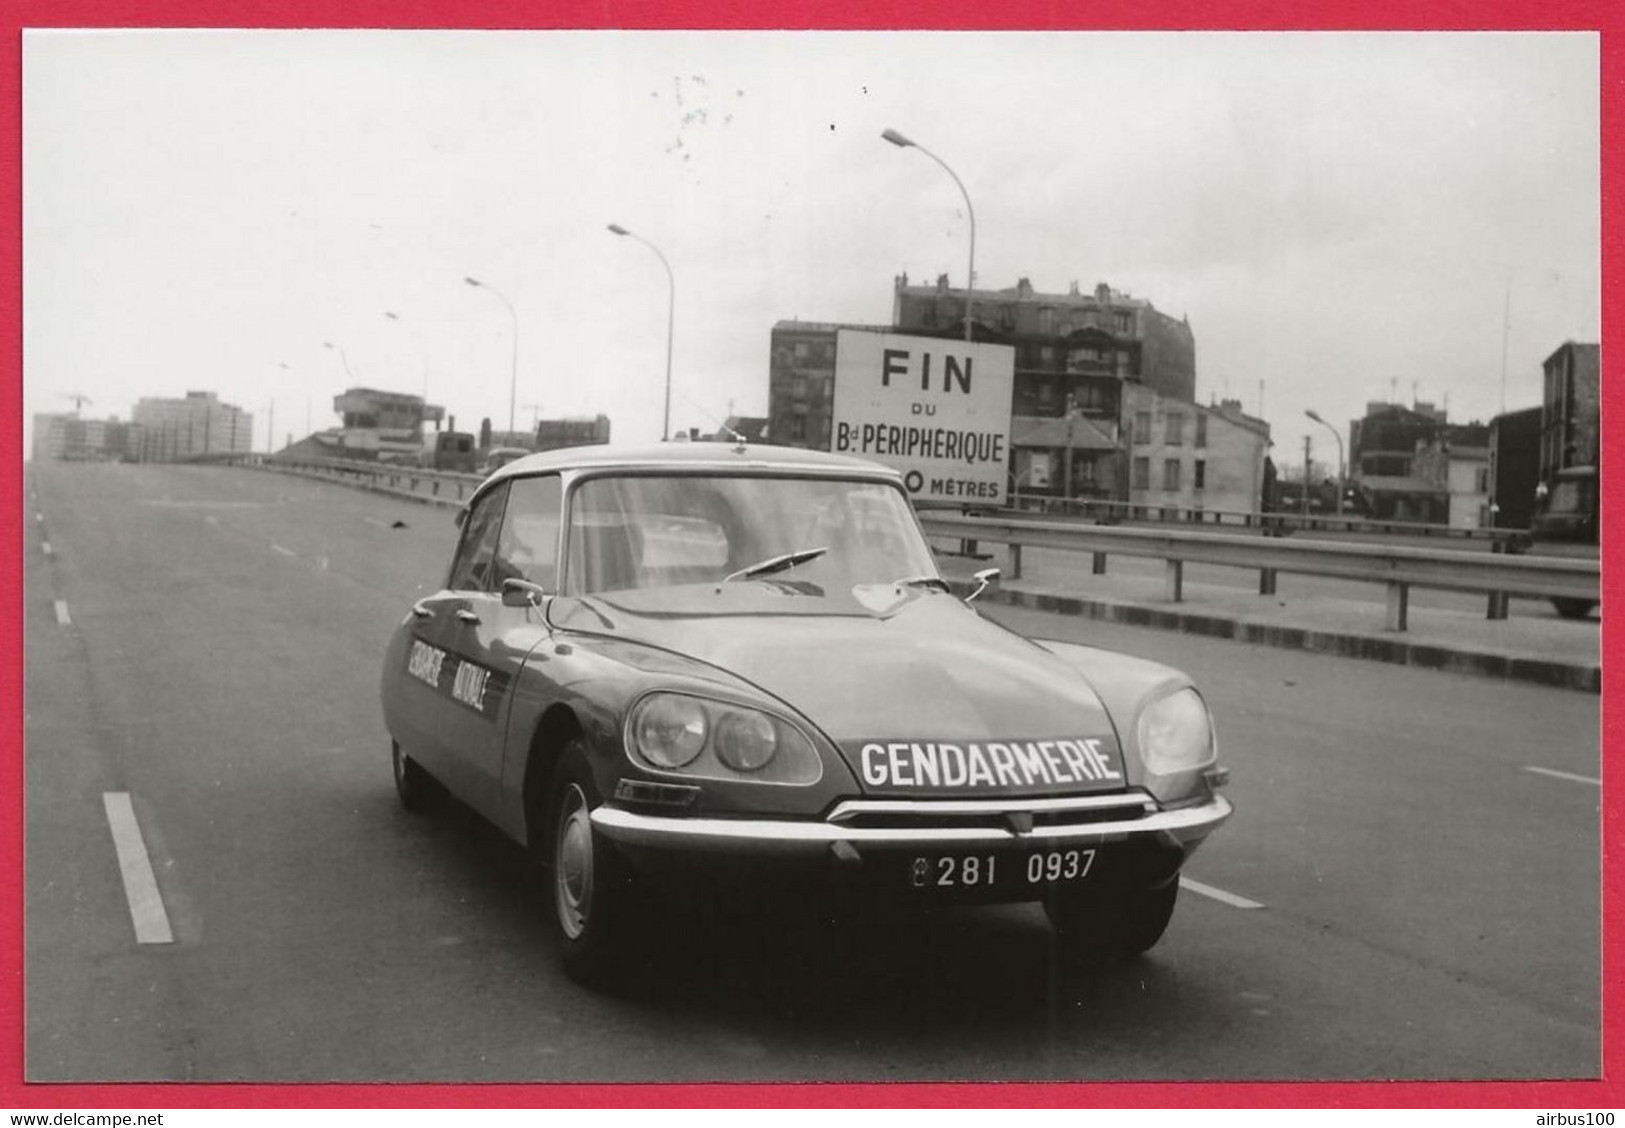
<box><xmin>966</xmin><ymin>567</ymin><xmax>1001</xmax><ymax>604</ymax></box>
<box><xmin>501</xmin><ymin>577</ymin><xmax>549</xmax><ymax>608</ymax></box>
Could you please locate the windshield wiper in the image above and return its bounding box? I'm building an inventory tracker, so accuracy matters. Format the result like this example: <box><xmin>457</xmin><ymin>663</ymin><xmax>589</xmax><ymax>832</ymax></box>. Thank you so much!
<box><xmin>890</xmin><ymin>574</ymin><xmax>952</xmax><ymax>592</ymax></box>
<box><xmin>725</xmin><ymin>546</ymin><xmax>829</xmax><ymax>583</ymax></box>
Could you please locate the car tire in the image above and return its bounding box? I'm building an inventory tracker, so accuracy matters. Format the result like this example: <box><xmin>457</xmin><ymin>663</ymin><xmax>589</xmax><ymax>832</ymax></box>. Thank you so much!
<box><xmin>392</xmin><ymin>741</ymin><xmax>446</xmax><ymax>813</ymax></box>
<box><xmin>1551</xmin><ymin>597</ymin><xmax>1597</xmax><ymax>620</ymax></box>
<box><xmin>1046</xmin><ymin>877</ymin><xmax>1179</xmax><ymax>966</ymax></box>
<box><xmin>548</xmin><ymin>741</ymin><xmax>639</xmax><ymax>987</ymax></box>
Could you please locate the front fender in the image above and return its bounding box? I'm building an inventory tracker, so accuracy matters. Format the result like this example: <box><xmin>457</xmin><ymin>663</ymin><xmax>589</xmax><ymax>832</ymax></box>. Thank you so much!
<box><xmin>1030</xmin><ymin>638</ymin><xmax>1219</xmax><ymax>806</ymax></box>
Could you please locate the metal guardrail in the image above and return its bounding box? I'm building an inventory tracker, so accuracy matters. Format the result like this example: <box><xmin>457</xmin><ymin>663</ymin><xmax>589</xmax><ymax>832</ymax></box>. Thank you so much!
<box><xmin>252</xmin><ymin>454</ymin><xmax>482</xmax><ymax>506</ymax></box>
<box><xmin>1003</xmin><ymin>490</ymin><xmax>1524</xmax><ymax>544</ymax></box>
<box><xmin>224</xmin><ymin>453</ymin><xmax>1594</xmax><ymax>633</ymax></box>
<box><xmin>919</xmin><ymin>512</ymin><xmax>1598</xmax><ymax>632</ymax></box>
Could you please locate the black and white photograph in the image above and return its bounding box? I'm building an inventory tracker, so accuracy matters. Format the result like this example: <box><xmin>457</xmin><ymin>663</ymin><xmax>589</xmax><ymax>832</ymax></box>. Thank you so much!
<box><xmin>19</xmin><ymin>27</ymin><xmax>1604</xmax><ymax>1096</ymax></box>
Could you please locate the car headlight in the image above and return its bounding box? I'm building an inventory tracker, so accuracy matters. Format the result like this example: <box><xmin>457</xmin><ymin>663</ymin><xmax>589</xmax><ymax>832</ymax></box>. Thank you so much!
<box><xmin>627</xmin><ymin>692</ymin><xmax>821</xmax><ymax>785</ymax></box>
<box><xmin>714</xmin><ymin>710</ymin><xmax>778</xmax><ymax>772</ymax></box>
<box><xmin>632</xmin><ymin>694</ymin><xmax>707</xmax><ymax>768</ymax></box>
<box><xmin>1136</xmin><ymin>687</ymin><xmax>1214</xmax><ymax>775</ymax></box>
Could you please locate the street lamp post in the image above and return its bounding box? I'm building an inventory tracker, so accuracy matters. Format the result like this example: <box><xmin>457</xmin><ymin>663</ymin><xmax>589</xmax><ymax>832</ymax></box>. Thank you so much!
<box><xmin>464</xmin><ymin>276</ymin><xmax>519</xmax><ymax>438</ymax></box>
<box><xmin>882</xmin><ymin>127</ymin><xmax>976</xmax><ymax>342</ymax></box>
<box><xmin>1305</xmin><ymin>409</ymin><xmax>1346</xmax><ymax>516</ymax></box>
<box><xmin>606</xmin><ymin>224</ymin><xmax>675</xmax><ymax>442</ymax></box>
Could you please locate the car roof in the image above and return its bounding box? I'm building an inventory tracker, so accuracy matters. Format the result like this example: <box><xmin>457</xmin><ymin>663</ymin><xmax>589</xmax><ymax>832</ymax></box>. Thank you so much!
<box><xmin>474</xmin><ymin>441</ymin><xmax>903</xmax><ymax>502</ymax></box>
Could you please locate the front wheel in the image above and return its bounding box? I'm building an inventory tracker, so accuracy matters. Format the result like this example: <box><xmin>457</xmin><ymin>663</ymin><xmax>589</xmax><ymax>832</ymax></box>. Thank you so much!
<box><xmin>1046</xmin><ymin>878</ymin><xmax>1180</xmax><ymax>968</ymax></box>
<box><xmin>549</xmin><ymin>742</ymin><xmax>640</xmax><ymax>987</ymax></box>
<box><xmin>391</xmin><ymin>741</ymin><xmax>445</xmax><ymax>813</ymax></box>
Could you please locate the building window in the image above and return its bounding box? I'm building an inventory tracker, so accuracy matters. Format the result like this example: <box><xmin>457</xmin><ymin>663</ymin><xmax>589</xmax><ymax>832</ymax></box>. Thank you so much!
<box><xmin>794</xmin><ymin>341</ymin><xmax>809</xmax><ymax>360</ymax></box>
<box><xmin>1195</xmin><ymin>413</ymin><xmax>1208</xmax><ymax>448</ymax></box>
<box><xmin>1166</xmin><ymin>413</ymin><xmax>1184</xmax><ymax>445</ymax></box>
<box><xmin>1132</xmin><ymin>457</ymin><xmax>1150</xmax><ymax>490</ymax></box>
<box><xmin>1164</xmin><ymin>459</ymin><xmax>1182</xmax><ymax>491</ymax></box>
<box><xmin>1115</xmin><ymin>311</ymin><xmax>1132</xmax><ymax>334</ymax></box>
<box><xmin>1134</xmin><ymin>412</ymin><xmax>1152</xmax><ymax>444</ymax></box>
<box><xmin>792</xmin><ymin>374</ymin><xmax>807</xmax><ymax>398</ymax></box>
<box><xmin>1476</xmin><ymin>467</ymin><xmax>1490</xmax><ymax>493</ymax></box>
<box><xmin>1194</xmin><ymin>459</ymin><xmax>1206</xmax><ymax>489</ymax></box>
<box><xmin>789</xmin><ymin>415</ymin><xmax>806</xmax><ymax>441</ymax></box>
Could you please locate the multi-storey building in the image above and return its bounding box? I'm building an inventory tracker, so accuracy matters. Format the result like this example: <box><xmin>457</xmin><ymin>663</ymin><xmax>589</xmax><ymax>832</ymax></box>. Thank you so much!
<box><xmin>1122</xmin><ymin>387</ymin><xmax>1271</xmax><ymax>515</ymax></box>
<box><xmin>1538</xmin><ymin>341</ymin><xmax>1600</xmax><ymax>486</ymax></box>
<box><xmin>767</xmin><ymin>319</ymin><xmax>888</xmax><ymax>450</ymax></box>
<box><xmin>131</xmin><ymin>391</ymin><xmax>253</xmax><ymax>462</ymax></box>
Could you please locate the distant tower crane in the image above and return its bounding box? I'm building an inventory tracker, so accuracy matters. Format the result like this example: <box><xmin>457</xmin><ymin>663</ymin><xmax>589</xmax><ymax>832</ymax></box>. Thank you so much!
<box><xmin>60</xmin><ymin>392</ymin><xmax>92</xmax><ymax>415</ymax></box>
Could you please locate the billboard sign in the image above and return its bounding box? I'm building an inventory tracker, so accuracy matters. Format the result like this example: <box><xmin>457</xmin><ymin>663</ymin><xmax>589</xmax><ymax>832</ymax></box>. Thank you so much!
<box><xmin>831</xmin><ymin>330</ymin><xmax>1015</xmax><ymax>504</ymax></box>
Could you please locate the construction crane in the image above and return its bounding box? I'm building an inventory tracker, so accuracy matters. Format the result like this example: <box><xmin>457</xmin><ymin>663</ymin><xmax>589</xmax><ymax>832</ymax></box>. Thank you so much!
<box><xmin>60</xmin><ymin>392</ymin><xmax>92</xmax><ymax>414</ymax></box>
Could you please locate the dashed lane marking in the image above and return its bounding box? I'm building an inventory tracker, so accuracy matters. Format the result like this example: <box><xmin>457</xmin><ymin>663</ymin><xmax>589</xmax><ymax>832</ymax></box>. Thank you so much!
<box><xmin>1180</xmin><ymin>876</ymin><xmax>1265</xmax><ymax>910</ymax></box>
<box><xmin>270</xmin><ymin>543</ymin><xmax>297</xmax><ymax>557</ymax></box>
<box><xmin>42</xmin><ymin>541</ymin><xmax>52</xmax><ymax>556</ymax></box>
<box><xmin>102</xmin><ymin>792</ymin><xmax>175</xmax><ymax>944</ymax></box>
<box><xmin>53</xmin><ymin>600</ymin><xmax>71</xmax><ymax>626</ymax></box>
<box><xmin>1524</xmin><ymin>765</ymin><xmax>1601</xmax><ymax>787</ymax></box>
<box><xmin>362</xmin><ymin>516</ymin><xmax>388</xmax><ymax>528</ymax></box>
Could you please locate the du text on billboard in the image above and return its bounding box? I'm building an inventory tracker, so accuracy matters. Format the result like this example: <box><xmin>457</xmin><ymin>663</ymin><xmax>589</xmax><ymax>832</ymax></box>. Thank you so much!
<box><xmin>831</xmin><ymin>331</ymin><xmax>1015</xmax><ymax>504</ymax></box>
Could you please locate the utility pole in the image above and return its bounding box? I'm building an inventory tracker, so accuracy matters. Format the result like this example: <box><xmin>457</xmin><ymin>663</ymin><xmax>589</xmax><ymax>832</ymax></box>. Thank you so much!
<box><xmin>1302</xmin><ymin>434</ymin><xmax>1313</xmax><ymax>516</ymax></box>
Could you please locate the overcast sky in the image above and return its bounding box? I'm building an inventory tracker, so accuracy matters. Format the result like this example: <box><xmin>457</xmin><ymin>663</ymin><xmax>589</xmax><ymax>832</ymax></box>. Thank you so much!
<box><xmin>22</xmin><ymin>30</ymin><xmax>1599</xmax><ymax>468</ymax></box>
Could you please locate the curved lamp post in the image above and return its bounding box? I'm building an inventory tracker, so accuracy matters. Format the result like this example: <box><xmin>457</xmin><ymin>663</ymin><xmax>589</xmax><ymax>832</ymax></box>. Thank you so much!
<box><xmin>607</xmin><ymin>224</ymin><xmax>675</xmax><ymax>441</ymax></box>
<box><xmin>1305</xmin><ymin>409</ymin><xmax>1346</xmax><ymax>516</ymax></box>
<box><xmin>882</xmin><ymin>127</ymin><xmax>976</xmax><ymax>342</ymax></box>
<box><xmin>464</xmin><ymin>276</ymin><xmax>519</xmax><ymax>437</ymax></box>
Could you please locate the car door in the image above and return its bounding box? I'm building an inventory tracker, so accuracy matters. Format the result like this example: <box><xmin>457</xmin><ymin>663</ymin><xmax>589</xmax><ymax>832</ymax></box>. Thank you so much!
<box><xmin>429</xmin><ymin>474</ymin><xmax>564</xmax><ymax>822</ymax></box>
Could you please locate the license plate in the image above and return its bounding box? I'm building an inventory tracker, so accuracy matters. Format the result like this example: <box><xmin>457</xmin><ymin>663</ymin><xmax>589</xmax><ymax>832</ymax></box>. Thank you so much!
<box><xmin>907</xmin><ymin>848</ymin><xmax>1097</xmax><ymax>891</ymax></box>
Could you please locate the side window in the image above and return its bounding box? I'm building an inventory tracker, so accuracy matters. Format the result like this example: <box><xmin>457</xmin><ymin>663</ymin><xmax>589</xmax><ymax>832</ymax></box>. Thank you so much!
<box><xmin>446</xmin><ymin>482</ymin><xmax>510</xmax><ymax>592</ymax></box>
<box><xmin>493</xmin><ymin>474</ymin><xmax>563</xmax><ymax>590</ymax></box>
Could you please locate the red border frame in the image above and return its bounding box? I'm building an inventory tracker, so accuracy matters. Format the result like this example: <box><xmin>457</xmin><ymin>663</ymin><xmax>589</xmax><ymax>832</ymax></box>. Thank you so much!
<box><xmin>3</xmin><ymin>0</ymin><xmax>1618</xmax><ymax>1110</ymax></box>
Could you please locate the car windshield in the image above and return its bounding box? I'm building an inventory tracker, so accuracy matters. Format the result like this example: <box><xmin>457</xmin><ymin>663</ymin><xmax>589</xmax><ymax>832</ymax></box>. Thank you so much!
<box><xmin>563</xmin><ymin>474</ymin><xmax>937</xmax><ymax>596</ymax></box>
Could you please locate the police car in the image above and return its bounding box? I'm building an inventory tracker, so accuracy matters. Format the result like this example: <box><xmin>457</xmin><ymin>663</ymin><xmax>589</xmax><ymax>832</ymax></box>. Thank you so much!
<box><xmin>380</xmin><ymin>442</ymin><xmax>1231</xmax><ymax>985</ymax></box>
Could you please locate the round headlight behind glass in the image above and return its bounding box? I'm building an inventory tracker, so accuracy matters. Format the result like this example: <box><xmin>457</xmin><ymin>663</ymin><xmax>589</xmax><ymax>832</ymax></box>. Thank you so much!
<box><xmin>713</xmin><ymin>710</ymin><xmax>778</xmax><ymax>772</ymax></box>
<box><xmin>1136</xmin><ymin>688</ymin><xmax>1214</xmax><ymax>775</ymax></box>
<box><xmin>633</xmin><ymin>694</ymin><xmax>707</xmax><ymax>768</ymax></box>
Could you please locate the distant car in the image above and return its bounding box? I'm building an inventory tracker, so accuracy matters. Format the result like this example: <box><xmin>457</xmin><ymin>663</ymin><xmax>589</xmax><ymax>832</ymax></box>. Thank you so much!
<box><xmin>1529</xmin><ymin>465</ymin><xmax>1599</xmax><ymax>619</ymax></box>
<box><xmin>379</xmin><ymin>443</ymin><xmax>1232</xmax><ymax>985</ymax></box>
<box><xmin>480</xmin><ymin>446</ymin><xmax>534</xmax><ymax>475</ymax></box>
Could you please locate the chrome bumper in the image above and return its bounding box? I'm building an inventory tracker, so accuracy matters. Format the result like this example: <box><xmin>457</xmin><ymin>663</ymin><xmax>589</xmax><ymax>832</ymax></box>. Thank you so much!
<box><xmin>590</xmin><ymin>793</ymin><xmax>1231</xmax><ymax>857</ymax></box>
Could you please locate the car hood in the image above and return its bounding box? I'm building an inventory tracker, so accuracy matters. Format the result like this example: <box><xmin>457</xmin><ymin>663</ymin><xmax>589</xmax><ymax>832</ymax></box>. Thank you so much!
<box><xmin>549</xmin><ymin>582</ymin><xmax>1125</xmax><ymax>796</ymax></box>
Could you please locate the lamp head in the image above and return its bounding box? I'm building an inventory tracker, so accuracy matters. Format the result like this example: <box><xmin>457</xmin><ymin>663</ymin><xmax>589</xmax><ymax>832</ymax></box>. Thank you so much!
<box><xmin>881</xmin><ymin>128</ymin><xmax>914</xmax><ymax>148</ymax></box>
<box><xmin>1305</xmin><ymin>409</ymin><xmax>1325</xmax><ymax>424</ymax></box>
<box><xmin>607</xmin><ymin>224</ymin><xmax>629</xmax><ymax>236</ymax></box>
<box><xmin>463</xmin><ymin>276</ymin><xmax>481</xmax><ymax>288</ymax></box>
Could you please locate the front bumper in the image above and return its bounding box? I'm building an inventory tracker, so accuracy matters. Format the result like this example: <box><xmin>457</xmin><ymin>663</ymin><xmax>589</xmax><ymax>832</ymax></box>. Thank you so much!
<box><xmin>591</xmin><ymin>791</ymin><xmax>1231</xmax><ymax>859</ymax></box>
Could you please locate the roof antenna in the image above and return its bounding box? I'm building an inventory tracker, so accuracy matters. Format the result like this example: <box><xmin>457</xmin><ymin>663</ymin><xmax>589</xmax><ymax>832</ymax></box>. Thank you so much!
<box><xmin>673</xmin><ymin>388</ymin><xmax>749</xmax><ymax>451</ymax></box>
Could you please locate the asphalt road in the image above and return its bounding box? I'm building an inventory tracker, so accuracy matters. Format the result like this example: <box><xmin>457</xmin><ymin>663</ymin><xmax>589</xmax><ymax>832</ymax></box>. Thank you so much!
<box><xmin>23</xmin><ymin>462</ymin><xmax>1601</xmax><ymax>1083</ymax></box>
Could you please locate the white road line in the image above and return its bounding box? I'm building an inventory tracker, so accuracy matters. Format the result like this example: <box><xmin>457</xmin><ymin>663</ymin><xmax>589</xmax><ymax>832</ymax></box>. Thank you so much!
<box><xmin>362</xmin><ymin>516</ymin><xmax>388</xmax><ymax>528</ymax></box>
<box><xmin>35</xmin><ymin>512</ymin><xmax>43</xmax><ymax>523</ymax></box>
<box><xmin>270</xmin><ymin>543</ymin><xmax>297</xmax><ymax>557</ymax></box>
<box><xmin>101</xmin><ymin>792</ymin><xmax>175</xmax><ymax>944</ymax></box>
<box><xmin>1524</xmin><ymin>765</ymin><xmax>1601</xmax><ymax>787</ymax></box>
<box><xmin>42</xmin><ymin>541</ymin><xmax>52</xmax><ymax>556</ymax></box>
<box><xmin>1180</xmin><ymin>876</ymin><xmax>1265</xmax><ymax>910</ymax></box>
<box><xmin>52</xmin><ymin>599</ymin><xmax>71</xmax><ymax>626</ymax></box>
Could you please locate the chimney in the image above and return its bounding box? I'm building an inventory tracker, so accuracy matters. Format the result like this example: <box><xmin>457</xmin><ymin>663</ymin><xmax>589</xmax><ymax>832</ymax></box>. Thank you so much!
<box><xmin>1017</xmin><ymin>277</ymin><xmax>1034</xmax><ymax>299</ymax></box>
<box><xmin>1095</xmin><ymin>282</ymin><xmax>1111</xmax><ymax>303</ymax></box>
<box><xmin>936</xmin><ymin>273</ymin><xmax>950</xmax><ymax>292</ymax></box>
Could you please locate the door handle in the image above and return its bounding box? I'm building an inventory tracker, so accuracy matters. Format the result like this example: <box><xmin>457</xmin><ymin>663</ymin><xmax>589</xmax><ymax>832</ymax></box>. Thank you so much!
<box><xmin>410</xmin><ymin>601</ymin><xmax>433</xmax><ymax>619</ymax></box>
<box><xmin>454</xmin><ymin>609</ymin><xmax>481</xmax><ymax>625</ymax></box>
